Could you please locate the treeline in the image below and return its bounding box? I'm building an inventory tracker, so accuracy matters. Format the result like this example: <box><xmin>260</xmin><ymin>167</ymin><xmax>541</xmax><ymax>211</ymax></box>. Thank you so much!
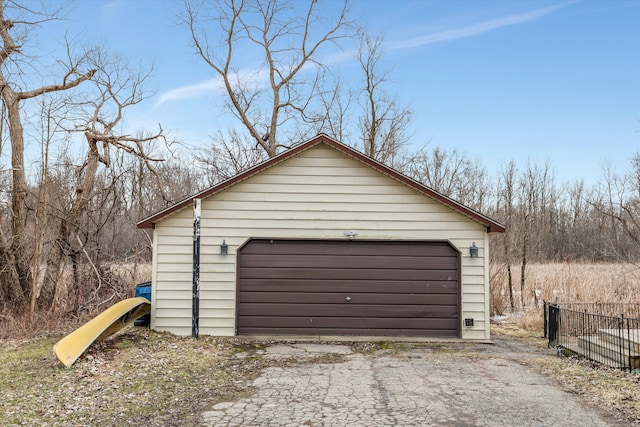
<box><xmin>404</xmin><ymin>151</ymin><xmax>640</xmax><ymax>263</ymax></box>
<box><xmin>8</xmin><ymin>144</ymin><xmax>640</xmax><ymax>265</ymax></box>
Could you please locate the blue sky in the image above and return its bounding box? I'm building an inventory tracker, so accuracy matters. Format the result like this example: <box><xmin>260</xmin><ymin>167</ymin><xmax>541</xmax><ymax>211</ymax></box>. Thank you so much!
<box><xmin>35</xmin><ymin>0</ymin><xmax>640</xmax><ymax>184</ymax></box>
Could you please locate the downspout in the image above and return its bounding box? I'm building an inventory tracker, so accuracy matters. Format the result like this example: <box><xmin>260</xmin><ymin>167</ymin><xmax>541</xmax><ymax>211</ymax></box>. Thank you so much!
<box><xmin>192</xmin><ymin>199</ymin><xmax>201</xmax><ymax>338</ymax></box>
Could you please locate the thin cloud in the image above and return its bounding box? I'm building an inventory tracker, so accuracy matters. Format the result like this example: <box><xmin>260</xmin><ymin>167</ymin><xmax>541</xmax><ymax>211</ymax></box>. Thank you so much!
<box><xmin>388</xmin><ymin>2</ymin><xmax>573</xmax><ymax>51</ymax></box>
<box><xmin>156</xmin><ymin>78</ymin><xmax>224</xmax><ymax>105</ymax></box>
<box><xmin>102</xmin><ymin>0</ymin><xmax>129</xmax><ymax>15</ymax></box>
<box><xmin>156</xmin><ymin>68</ymin><xmax>271</xmax><ymax>105</ymax></box>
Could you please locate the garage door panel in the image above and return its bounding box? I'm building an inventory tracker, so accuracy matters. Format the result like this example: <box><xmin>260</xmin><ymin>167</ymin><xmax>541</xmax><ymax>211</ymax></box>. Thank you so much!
<box><xmin>238</xmin><ymin>327</ymin><xmax>457</xmax><ymax>337</ymax></box>
<box><xmin>239</xmin><ymin>240</ymin><xmax>457</xmax><ymax>257</ymax></box>
<box><xmin>238</xmin><ymin>316</ymin><xmax>459</xmax><ymax>330</ymax></box>
<box><xmin>237</xmin><ymin>239</ymin><xmax>460</xmax><ymax>337</ymax></box>
<box><xmin>239</xmin><ymin>292</ymin><xmax>459</xmax><ymax>305</ymax></box>
<box><xmin>239</xmin><ymin>279</ymin><xmax>458</xmax><ymax>294</ymax></box>
<box><xmin>240</xmin><ymin>254</ymin><xmax>458</xmax><ymax>270</ymax></box>
<box><xmin>240</xmin><ymin>268</ymin><xmax>458</xmax><ymax>282</ymax></box>
<box><xmin>238</xmin><ymin>303</ymin><xmax>458</xmax><ymax>318</ymax></box>
<box><xmin>240</xmin><ymin>280</ymin><xmax>457</xmax><ymax>293</ymax></box>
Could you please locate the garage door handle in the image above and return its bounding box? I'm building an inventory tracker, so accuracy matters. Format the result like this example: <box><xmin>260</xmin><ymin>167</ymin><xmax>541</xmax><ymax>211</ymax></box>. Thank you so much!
<box><xmin>345</xmin><ymin>297</ymin><xmax>351</xmax><ymax>302</ymax></box>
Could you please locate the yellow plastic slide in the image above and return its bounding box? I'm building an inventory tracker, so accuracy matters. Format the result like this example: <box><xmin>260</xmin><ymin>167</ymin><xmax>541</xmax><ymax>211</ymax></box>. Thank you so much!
<box><xmin>53</xmin><ymin>297</ymin><xmax>151</xmax><ymax>367</ymax></box>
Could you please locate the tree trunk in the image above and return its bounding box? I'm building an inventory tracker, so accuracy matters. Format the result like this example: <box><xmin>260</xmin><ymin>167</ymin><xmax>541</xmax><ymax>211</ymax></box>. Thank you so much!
<box><xmin>520</xmin><ymin>221</ymin><xmax>529</xmax><ymax>309</ymax></box>
<box><xmin>39</xmin><ymin>138</ymin><xmax>101</xmax><ymax>311</ymax></box>
<box><xmin>4</xmin><ymin>88</ymin><xmax>31</xmax><ymax>307</ymax></box>
<box><xmin>30</xmin><ymin>118</ymin><xmax>52</xmax><ymax>312</ymax></box>
<box><xmin>507</xmin><ymin>264</ymin><xmax>514</xmax><ymax>311</ymax></box>
<box><xmin>0</xmin><ymin>224</ymin><xmax>25</xmax><ymax>309</ymax></box>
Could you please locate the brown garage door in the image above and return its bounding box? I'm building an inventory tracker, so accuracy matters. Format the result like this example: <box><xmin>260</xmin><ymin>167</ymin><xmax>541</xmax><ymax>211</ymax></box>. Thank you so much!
<box><xmin>237</xmin><ymin>239</ymin><xmax>460</xmax><ymax>337</ymax></box>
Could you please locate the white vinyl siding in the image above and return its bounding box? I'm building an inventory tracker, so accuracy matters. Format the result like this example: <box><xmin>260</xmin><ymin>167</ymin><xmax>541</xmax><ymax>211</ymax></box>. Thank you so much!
<box><xmin>152</xmin><ymin>143</ymin><xmax>491</xmax><ymax>339</ymax></box>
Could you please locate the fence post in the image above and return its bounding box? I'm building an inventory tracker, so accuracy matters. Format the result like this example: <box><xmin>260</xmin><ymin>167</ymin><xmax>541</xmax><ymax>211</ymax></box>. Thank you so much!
<box><xmin>543</xmin><ymin>300</ymin><xmax>548</xmax><ymax>339</ymax></box>
<box><xmin>584</xmin><ymin>309</ymin><xmax>590</xmax><ymax>360</ymax></box>
<box><xmin>624</xmin><ymin>314</ymin><xmax>630</xmax><ymax>372</ymax></box>
<box><xmin>548</xmin><ymin>303</ymin><xmax>559</xmax><ymax>347</ymax></box>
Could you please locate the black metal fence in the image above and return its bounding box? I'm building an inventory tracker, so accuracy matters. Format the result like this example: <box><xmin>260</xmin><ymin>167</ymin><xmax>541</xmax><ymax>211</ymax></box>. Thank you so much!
<box><xmin>544</xmin><ymin>301</ymin><xmax>640</xmax><ymax>372</ymax></box>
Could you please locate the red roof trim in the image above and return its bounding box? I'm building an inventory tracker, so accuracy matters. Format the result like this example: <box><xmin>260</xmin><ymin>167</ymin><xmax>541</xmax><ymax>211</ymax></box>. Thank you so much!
<box><xmin>137</xmin><ymin>134</ymin><xmax>505</xmax><ymax>233</ymax></box>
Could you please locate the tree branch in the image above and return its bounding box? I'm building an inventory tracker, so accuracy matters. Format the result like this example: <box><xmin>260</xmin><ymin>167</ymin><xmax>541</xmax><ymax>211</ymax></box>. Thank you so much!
<box><xmin>18</xmin><ymin>69</ymin><xmax>96</xmax><ymax>100</ymax></box>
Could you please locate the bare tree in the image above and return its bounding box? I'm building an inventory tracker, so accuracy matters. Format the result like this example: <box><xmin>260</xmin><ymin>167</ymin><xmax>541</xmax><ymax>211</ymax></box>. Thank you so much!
<box><xmin>196</xmin><ymin>129</ymin><xmax>266</xmax><ymax>185</ymax></box>
<box><xmin>611</xmin><ymin>158</ymin><xmax>640</xmax><ymax>252</ymax></box>
<box><xmin>0</xmin><ymin>2</ymin><xmax>96</xmax><ymax>309</ymax></box>
<box><xmin>310</xmin><ymin>75</ymin><xmax>352</xmax><ymax>143</ymax></box>
<box><xmin>588</xmin><ymin>156</ymin><xmax>640</xmax><ymax>261</ymax></box>
<box><xmin>356</xmin><ymin>33</ymin><xmax>412</xmax><ymax>167</ymax></box>
<box><xmin>184</xmin><ymin>0</ymin><xmax>353</xmax><ymax>157</ymax></box>
<box><xmin>495</xmin><ymin>160</ymin><xmax>518</xmax><ymax>310</ymax></box>
<box><xmin>515</xmin><ymin>161</ymin><xmax>554</xmax><ymax>307</ymax></box>
<box><xmin>403</xmin><ymin>146</ymin><xmax>491</xmax><ymax>211</ymax></box>
<box><xmin>37</xmin><ymin>48</ymin><xmax>165</xmax><ymax>311</ymax></box>
<box><xmin>29</xmin><ymin>96</ymin><xmax>67</xmax><ymax>312</ymax></box>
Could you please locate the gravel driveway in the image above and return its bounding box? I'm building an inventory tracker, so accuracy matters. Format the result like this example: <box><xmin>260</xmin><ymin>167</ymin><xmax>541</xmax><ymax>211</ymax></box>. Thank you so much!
<box><xmin>201</xmin><ymin>336</ymin><xmax>622</xmax><ymax>426</ymax></box>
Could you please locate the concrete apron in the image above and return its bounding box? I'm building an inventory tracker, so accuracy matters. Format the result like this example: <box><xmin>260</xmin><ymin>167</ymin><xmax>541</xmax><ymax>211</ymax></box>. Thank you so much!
<box><xmin>235</xmin><ymin>335</ymin><xmax>494</xmax><ymax>344</ymax></box>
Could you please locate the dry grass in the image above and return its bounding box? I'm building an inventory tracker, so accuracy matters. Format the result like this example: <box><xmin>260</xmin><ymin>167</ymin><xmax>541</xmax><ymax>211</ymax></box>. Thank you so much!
<box><xmin>1</xmin><ymin>262</ymin><xmax>152</xmax><ymax>340</ymax></box>
<box><xmin>0</xmin><ymin>328</ymin><xmax>266</xmax><ymax>426</ymax></box>
<box><xmin>525</xmin><ymin>262</ymin><xmax>640</xmax><ymax>303</ymax></box>
<box><xmin>534</xmin><ymin>356</ymin><xmax>640</xmax><ymax>423</ymax></box>
<box><xmin>0</xmin><ymin>311</ymin><xmax>76</xmax><ymax>341</ymax></box>
<box><xmin>107</xmin><ymin>262</ymin><xmax>152</xmax><ymax>287</ymax></box>
<box><xmin>491</xmin><ymin>262</ymin><xmax>640</xmax><ymax>332</ymax></box>
<box><xmin>0</xmin><ymin>330</ymin><xmax>356</xmax><ymax>426</ymax></box>
<box><xmin>492</xmin><ymin>262</ymin><xmax>640</xmax><ymax>307</ymax></box>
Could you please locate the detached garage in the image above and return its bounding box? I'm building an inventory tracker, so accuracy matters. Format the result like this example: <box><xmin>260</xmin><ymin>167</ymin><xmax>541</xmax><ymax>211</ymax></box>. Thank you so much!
<box><xmin>137</xmin><ymin>134</ymin><xmax>504</xmax><ymax>340</ymax></box>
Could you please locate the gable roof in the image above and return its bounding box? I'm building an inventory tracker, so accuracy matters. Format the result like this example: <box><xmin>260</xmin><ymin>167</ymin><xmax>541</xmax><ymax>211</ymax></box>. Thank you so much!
<box><xmin>137</xmin><ymin>134</ymin><xmax>505</xmax><ymax>233</ymax></box>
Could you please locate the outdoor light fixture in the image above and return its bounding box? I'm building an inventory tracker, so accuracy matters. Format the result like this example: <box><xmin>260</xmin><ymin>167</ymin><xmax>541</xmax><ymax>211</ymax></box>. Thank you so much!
<box><xmin>220</xmin><ymin>240</ymin><xmax>229</xmax><ymax>255</ymax></box>
<box><xmin>344</xmin><ymin>230</ymin><xmax>359</xmax><ymax>240</ymax></box>
<box><xmin>470</xmin><ymin>242</ymin><xmax>478</xmax><ymax>258</ymax></box>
